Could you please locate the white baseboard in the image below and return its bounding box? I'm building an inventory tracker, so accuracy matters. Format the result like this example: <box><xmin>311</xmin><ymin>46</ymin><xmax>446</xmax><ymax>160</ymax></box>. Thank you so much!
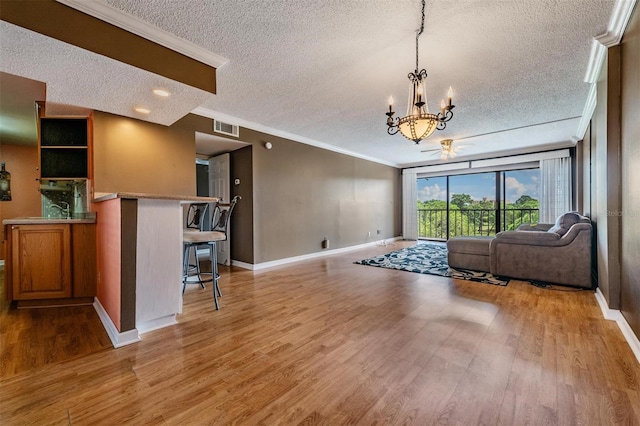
<box><xmin>136</xmin><ymin>314</ymin><xmax>177</xmax><ymax>334</ymax></box>
<box><xmin>93</xmin><ymin>297</ymin><xmax>141</xmax><ymax>348</ymax></box>
<box><xmin>594</xmin><ymin>288</ymin><xmax>640</xmax><ymax>365</ymax></box>
<box><xmin>232</xmin><ymin>237</ymin><xmax>403</xmax><ymax>271</ymax></box>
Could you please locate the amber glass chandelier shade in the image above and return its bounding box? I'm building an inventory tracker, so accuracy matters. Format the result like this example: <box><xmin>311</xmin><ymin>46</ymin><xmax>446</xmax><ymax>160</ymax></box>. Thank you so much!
<box><xmin>398</xmin><ymin>115</ymin><xmax>439</xmax><ymax>143</ymax></box>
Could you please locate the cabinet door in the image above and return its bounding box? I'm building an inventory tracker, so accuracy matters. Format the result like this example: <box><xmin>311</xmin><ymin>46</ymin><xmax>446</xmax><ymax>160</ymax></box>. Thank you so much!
<box><xmin>12</xmin><ymin>224</ymin><xmax>72</xmax><ymax>299</ymax></box>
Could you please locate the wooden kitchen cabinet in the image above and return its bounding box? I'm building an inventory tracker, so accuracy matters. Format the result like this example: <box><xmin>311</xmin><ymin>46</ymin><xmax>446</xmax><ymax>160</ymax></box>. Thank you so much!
<box><xmin>4</xmin><ymin>222</ymin><xmax>96</xmax><ymax>304</ymax></box>
<box><xmin>11</xmin><ymin>224</ymin><xmax>72</xmax><ymax>299</ymax></box>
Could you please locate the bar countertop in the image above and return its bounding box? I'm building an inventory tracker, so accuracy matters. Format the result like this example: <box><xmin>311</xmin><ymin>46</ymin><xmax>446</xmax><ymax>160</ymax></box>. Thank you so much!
<box><xmin>92</xmin><ymin>192</ymin><xmax>219</xmax><ymax>203</ymax></box>
<box><xmin>3</xmin><ymin>213</ymin><xmax>97</xmax><ymax>225</ymax></box>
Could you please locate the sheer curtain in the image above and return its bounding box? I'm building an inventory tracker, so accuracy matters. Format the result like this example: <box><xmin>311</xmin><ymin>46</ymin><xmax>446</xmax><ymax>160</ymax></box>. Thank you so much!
<box><xmin>539</xmin><ymin>157</ymin><xmax>572</xmax><ymax>223</ymax></box>
<box><xmin>402</xmin><ymin>171</ymin><xmax>418</xmax><ymax>240</ymax></box>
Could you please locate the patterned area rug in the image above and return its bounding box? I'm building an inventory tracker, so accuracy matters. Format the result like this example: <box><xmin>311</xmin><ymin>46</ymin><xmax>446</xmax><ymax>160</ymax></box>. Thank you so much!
<box><xmin>355</xmin><ymin>242</ymin><xmax>509</xmax><ymax>286</ymax></box>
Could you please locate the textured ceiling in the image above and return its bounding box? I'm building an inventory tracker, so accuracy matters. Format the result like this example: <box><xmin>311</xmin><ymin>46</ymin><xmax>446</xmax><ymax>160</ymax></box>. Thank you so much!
<box><xmin>1</xmin><ymin>0</ymin><xmax>617</xmax><ymax>167</ymax></box>
<box><xmin>0</xmin><ymin>20</ymin><xmax>212</xmax><ymax>127</ymax></box>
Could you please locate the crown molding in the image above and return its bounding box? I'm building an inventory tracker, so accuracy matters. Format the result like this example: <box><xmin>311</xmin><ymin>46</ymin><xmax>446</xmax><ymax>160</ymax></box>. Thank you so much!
<box><xmin>584</xmin><ymin>0</ymin><xmax>637</xmax><ymax>83</ymax></box>
<box><xmin>55</xmin><ymin>0</ymin><xmax>228</xmax><ymax>69</ymax></box>
<box><xmin>576</xmin><ymin>83</ymin><xmax>598</xmax><ymax>139</ymax></box>
<box><xmin>604</xmin><ymin>0</ymin><xmax>638</xmax><ymax>45</ymax></box>
<box><xmin>584</xmin><ymin>40</ymin><xmax>607</xmax><ymax>83</ymax></box>
<box><xmin>191</xmin><ymin>107</ymin><xmax>400</xmax><ymax>168</ymax></box>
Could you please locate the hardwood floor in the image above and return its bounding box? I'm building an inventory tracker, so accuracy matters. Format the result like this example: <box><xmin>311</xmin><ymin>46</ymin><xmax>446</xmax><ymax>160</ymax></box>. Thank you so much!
<box><xmin>1</xmin><ymin>241</ymin><xmax>639</xmax><ymax>425</ymax></box>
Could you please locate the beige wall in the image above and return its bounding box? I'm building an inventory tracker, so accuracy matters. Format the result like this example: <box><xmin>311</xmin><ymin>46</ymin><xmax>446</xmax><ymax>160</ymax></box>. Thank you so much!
<box><xmin>0</xmin><ymin>144</ymin><xmax>41</xmax><ymax>261</ymax></box>
<box><xmin>92</xmin><ymin>111</ymin><xmax>196</xmax><ymax>196</ymax></box>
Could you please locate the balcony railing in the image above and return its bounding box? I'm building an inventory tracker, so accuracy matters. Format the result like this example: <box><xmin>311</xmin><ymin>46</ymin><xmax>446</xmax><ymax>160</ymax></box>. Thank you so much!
<box><xmin>417</xmin><ymin>208</ymin><xmax>539</xmax><ymax>240</ymax></box>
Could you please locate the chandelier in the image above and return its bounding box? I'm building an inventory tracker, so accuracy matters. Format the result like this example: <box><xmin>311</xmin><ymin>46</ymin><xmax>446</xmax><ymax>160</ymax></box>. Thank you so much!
<box><xmin>386</xmin><ymin>0</ymin><xmax>455</xmax><ymax>144</ymax></box>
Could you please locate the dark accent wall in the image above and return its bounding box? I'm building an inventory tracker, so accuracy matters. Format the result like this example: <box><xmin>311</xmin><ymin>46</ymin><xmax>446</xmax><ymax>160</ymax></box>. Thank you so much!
<box><xmin>587</xmin><ymin>4</ymin><xmax>639</xmax><ymax>340</ymax></box>
<box><xmin>591</xmin><ymin>46</ymin><xmax>622</xmax><ymax>308</ymax></box>
<box><xmin>120</xmin><ymin>199</ymin><xmax>137</xmax><ymax>332</ymax></box>
<box><xmin>230</xmin><ymin>146</ymin><xmax>254</xmax><ymax>264</ymax></box>
<box><xmin>620</xmin><ymin>5</ymin><xmax>640</xmax><ymax>338</ymax></box>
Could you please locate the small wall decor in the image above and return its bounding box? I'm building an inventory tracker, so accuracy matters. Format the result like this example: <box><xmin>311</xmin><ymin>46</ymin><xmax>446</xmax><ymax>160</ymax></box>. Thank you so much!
<box><xmin>0</xmin><ymin>162</ymin><xmax>11</xmax><ymax>201</ymax></box>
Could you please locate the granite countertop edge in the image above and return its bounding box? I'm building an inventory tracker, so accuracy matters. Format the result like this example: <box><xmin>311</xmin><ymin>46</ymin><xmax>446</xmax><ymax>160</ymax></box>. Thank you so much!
<box><xmin>92</xmin><ymin>192</ymin><xmax>219</xmax><ymax>203</ymax></box>
<box><xmin>4</xmin><ymin>217</ymin><xmax>97</xmax><ymax>225</ymax></box>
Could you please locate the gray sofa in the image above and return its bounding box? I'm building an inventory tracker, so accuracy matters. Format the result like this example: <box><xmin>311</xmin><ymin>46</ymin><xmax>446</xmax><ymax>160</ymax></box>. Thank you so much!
<box><xmin>447</xmin><ymin>212</ymin><xmax>593</xmax><ymax>288</ymax></box>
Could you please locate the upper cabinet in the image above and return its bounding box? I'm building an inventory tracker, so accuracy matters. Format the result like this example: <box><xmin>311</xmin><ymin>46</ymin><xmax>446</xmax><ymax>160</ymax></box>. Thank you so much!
<box><xmin>38</xmin><ymin>110</ymin><xmax>92</xmax><ymax>180</ymax></box>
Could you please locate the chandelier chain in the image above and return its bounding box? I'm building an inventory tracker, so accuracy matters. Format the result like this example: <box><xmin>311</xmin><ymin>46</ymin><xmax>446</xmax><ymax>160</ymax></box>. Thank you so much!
<box><xmin>415</xmin><ymin>0</ymin><xmax>426</xmax><ymax>72</ymax></box>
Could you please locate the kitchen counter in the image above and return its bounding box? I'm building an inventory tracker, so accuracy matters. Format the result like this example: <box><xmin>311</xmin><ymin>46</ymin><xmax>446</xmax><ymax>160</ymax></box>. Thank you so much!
<box><xmin>91</xmin><ymin>192</ymin><xmax>218</xmax><ymax>347</ymax></box>
<box><xmin>4</xmin><ymin>213</ymin><xmax>97</xmax><ymax>225</ymax></box>
<box><xmin>93</xmin><ymin>192</ymin><xmax>218</xmax><ymax>203</ymax></box>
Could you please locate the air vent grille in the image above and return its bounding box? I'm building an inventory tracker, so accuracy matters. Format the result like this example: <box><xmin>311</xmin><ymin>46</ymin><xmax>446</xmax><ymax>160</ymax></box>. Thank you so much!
<box><xmin>214</xmin><ymin>120</ymin><xmax>239</xmax><ymax>137</ymax></box>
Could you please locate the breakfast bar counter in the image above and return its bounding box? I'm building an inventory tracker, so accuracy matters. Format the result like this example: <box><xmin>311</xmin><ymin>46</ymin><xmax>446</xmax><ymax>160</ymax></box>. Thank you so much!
<box><xmin>92</xmin><ymin>192</ymin><xmax>217</xmax><ymax>347</ymax></box>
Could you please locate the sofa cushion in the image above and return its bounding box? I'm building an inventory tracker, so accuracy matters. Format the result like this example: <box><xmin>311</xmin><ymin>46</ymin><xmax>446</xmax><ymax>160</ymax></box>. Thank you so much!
<box><xmin>548</xmin><ymin>212</ymin><xmax>582</xmax><ymax>236</ymax></box>
<box><xmin>447</xmin><ymin>236</ymin><xmax>492</xmax><ymax>256</ymax></box>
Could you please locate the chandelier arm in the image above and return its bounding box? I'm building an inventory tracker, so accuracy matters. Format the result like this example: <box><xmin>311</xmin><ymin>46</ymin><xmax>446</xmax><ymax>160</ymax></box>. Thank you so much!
<box><xmin>387</xmin><ymin>116</ymin><xmax>400</xmax><ymax>135</ymax></box>
<box><xmin>438</xmin><ymin>108</ymin><xmax>455</xmax><ymax>123</ymax></box>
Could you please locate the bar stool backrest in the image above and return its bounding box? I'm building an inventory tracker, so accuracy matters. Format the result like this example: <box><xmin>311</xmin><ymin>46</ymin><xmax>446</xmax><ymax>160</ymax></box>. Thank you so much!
<box><xmin>186</xmin><ymin>203</ymin><xmax>209</xmax><ymax>231</ymax></box>
<box><xmin>211</xmin><ymin>196</ymin><xmax>241</xmax><ymax>236</ymax></box>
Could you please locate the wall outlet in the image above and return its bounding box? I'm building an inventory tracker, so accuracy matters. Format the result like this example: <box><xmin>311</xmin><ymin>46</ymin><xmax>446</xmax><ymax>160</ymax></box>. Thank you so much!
<box><xmin>368</xmin><ymin>231</ymin><xmax>371</xmax><ymax>237</ymax></box>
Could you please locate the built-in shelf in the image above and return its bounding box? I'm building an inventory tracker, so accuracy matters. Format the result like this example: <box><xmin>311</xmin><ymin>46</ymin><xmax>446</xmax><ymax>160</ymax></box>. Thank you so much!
<box><xmin>39</xmin><ymin>117</ymin><xmax>90</xmax><ymax>179</ymax></box>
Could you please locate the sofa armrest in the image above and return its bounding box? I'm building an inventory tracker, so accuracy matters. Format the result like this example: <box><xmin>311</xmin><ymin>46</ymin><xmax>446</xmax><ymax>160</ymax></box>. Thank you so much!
<box><xmin>516</xmin><ymin>223</ymin><xmax>553</xmax><ymax>232</ymax></box>
<box><xmin>490</xmin><ymin>221</ymin><xmax>592</xmax><ymax>288</ymax></box>
<box><xmin>557</xmin><ymin>222</ymin><xmax>592</xmax><ymax>242</ymax></box>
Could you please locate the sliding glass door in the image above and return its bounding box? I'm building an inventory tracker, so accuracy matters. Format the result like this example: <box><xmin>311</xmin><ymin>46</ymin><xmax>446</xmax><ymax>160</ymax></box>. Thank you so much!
<box><xmin>501</xmin><ymin>169</ymin><xmax>540</xmax><ymax>230</ymax></box>
<box><xmin>417</xmin><ymin>176</ymin><xmax>447</xmax><ymax>239</ymax></box>
<box><xmin>449</xmin><ymin>173</ymin><xmax>496</xmax><ymax>236</ymax></box>
<box><xmin>417</xmin><ymin>168</ymin><xmax>540</xmax><ymax>240</ymax></box>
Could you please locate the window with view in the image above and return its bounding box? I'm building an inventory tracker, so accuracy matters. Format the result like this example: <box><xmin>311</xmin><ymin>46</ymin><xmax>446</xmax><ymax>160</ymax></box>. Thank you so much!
<box><xmin>417</xmin><ymin>168</ymin><xmax>540</xmax><ymax>240</ymax></box>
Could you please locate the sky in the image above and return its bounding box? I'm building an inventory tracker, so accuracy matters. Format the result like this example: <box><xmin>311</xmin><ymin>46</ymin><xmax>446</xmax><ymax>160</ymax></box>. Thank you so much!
<box><xmin>417</xmin><ymin>169</ymin><xmax>539</xmax><ymax>203</ymax></box>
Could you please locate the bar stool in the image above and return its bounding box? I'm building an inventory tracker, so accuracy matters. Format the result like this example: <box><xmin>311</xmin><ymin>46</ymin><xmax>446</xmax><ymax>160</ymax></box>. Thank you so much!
<box><xmin>182</xmin><ymin>196</ymin><xmax>241</xmax><ymax>309</ymax></box>
<box><xmin>182</xmin><ymin>203</ymin><xmax>209</xmax><ymax>293</ymax></box>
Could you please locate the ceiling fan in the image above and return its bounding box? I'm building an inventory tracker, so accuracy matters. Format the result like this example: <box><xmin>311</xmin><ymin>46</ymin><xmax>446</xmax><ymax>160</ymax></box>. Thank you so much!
<box><xmin>420</xmin><ymin>139</ymin><xmax>471</xmax><ymax>160</ymax></box>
